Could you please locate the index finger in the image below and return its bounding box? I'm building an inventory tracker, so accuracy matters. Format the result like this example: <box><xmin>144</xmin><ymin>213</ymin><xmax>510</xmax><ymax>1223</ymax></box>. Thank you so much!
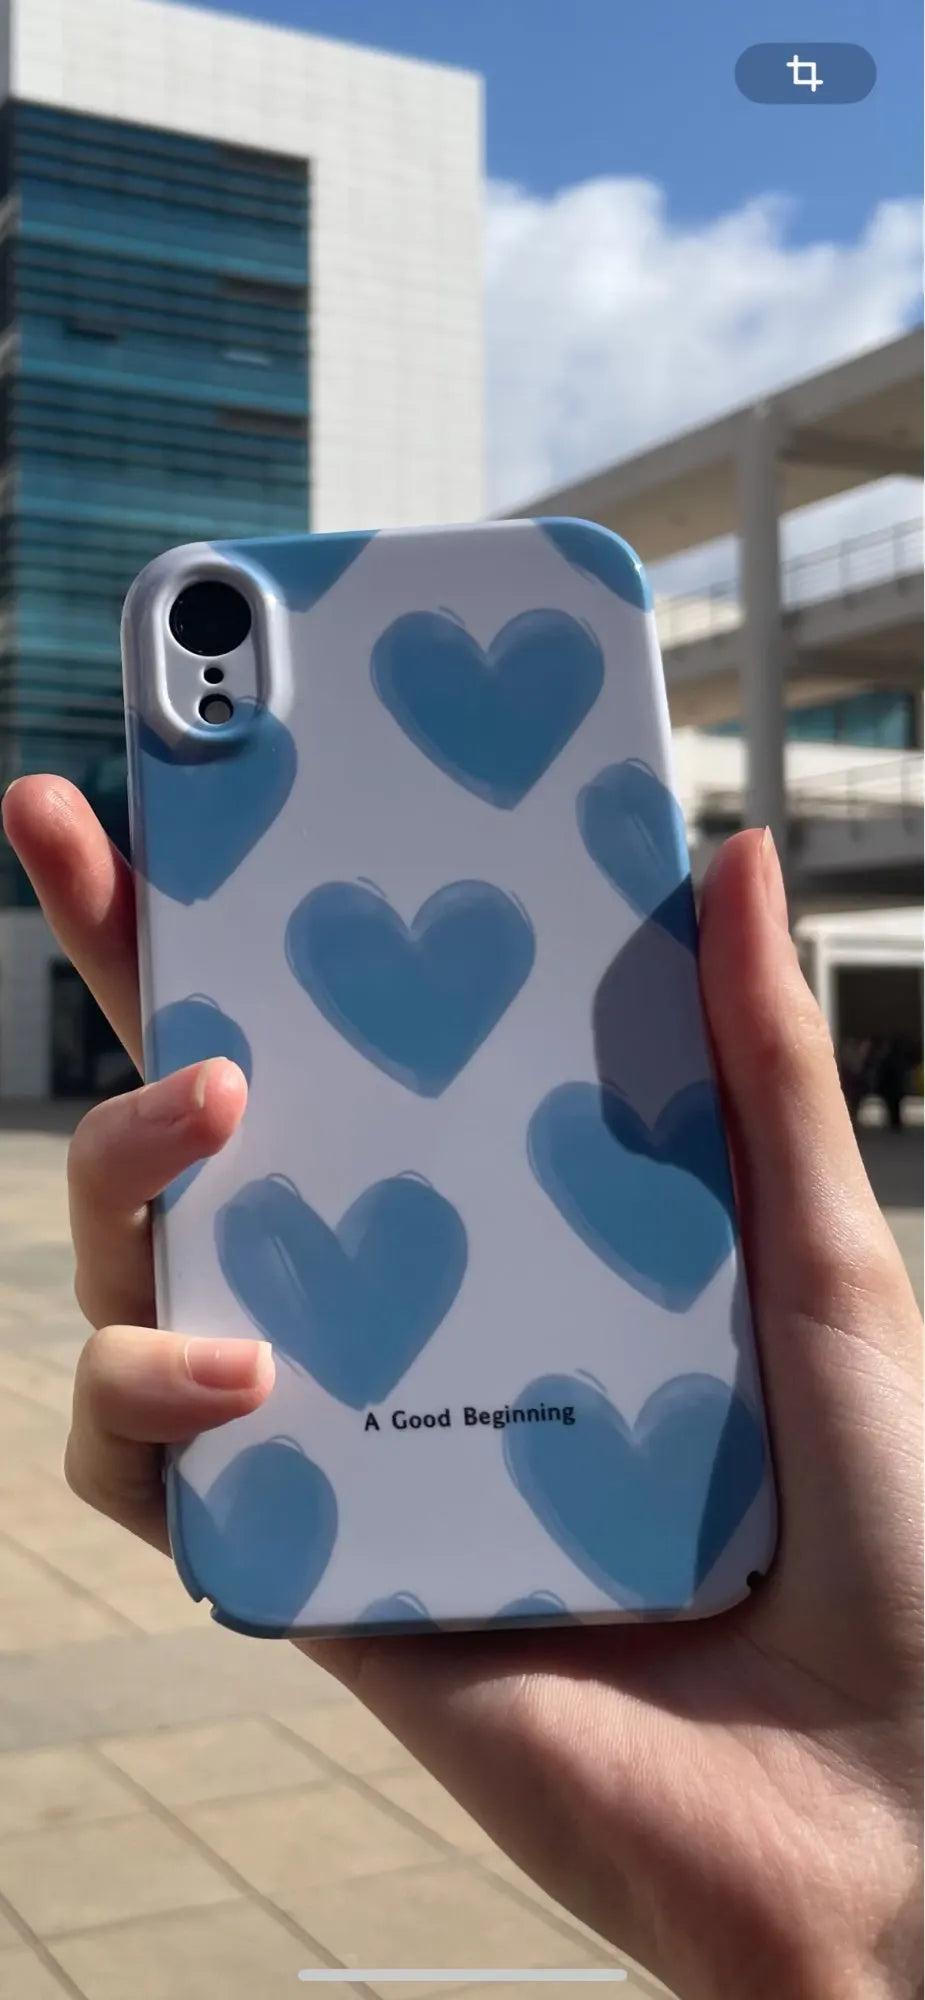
<box><xmin>2</xmin><ymin>775</ymin><xmax>142</xmax><ymax>1071</ymax></box>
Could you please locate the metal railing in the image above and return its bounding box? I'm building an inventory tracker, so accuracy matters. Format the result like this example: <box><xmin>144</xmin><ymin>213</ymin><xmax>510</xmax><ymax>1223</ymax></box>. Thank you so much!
<box><xmin>785</xmin><ymin>752</ymin><xmax>924</xmax><ymax>824</ymax></box>
<box><xmin>655</xmin><ymin>515</ymin><xmax>923</xmax><ymax>648</ymax></box>
<box><xmin>695</xmin><ymin>752</ymin><xmax>924</xmax><ymax>832</ymax></box>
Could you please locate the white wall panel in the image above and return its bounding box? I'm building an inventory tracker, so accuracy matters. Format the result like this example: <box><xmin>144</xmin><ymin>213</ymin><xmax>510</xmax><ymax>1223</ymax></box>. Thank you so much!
<box><xmin>10</xmin><ymin>0</ymin><xmax>484</xmax><ymax>528</ymax></box>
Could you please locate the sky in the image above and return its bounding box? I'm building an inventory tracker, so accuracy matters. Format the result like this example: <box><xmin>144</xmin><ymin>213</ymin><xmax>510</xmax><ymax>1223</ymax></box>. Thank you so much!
<box><xmin>180</xmin><ymin>0</ymin><xmax>922</xmax><ymax>564</ymax></box>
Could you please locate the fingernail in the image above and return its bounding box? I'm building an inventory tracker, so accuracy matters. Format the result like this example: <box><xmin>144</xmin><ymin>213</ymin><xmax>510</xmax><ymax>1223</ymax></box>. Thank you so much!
<box><xmin>184</xmin><ymin>1338</ymin><xmax>274</xmax><ymax>1393</ymax></box>
<box><xmin>191</xmin><ymin>1056</ymin><xmax>244</xmax><ymax>1114</ymax></box>
<box><xmin>759</xmin><ymin>828</ymin><xmax>790</xmax><ymax>933</ymax></box>
<box><xmin>192</xmin><ymin>1058</ymin><xmax>222</xmax><ymax>1112</ymax></box>
<box><xmin>136</xmin><ymin>1060</ymin><xmax>227</xmax><ymax>1125</ymax></box>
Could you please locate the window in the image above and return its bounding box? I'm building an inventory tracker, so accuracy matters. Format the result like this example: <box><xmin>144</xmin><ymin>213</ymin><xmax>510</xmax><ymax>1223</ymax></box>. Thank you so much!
<box><xmin>3</xmin><ymin>100</ymin><xmax>310</xmax><ymax>822</ymax></box>
<box><xmin>221</xmin><ymin>275</ymin><xmax>307</xmax><ymax>308</ymax></box>
<box><xmin>831</xmin><ymin>693</ymin><xmax>916</xmax><ymax>750</ymax></box>
<box><xmin>221</xmin><ymin>407</ymin><xmax>307</xmax><ymax>437</ymax></box>
<box><xmin>65</xmin><ymin>314</ymin><xmax>119</xmax><ymax>340</ymax></box>
<box><xmin>707</xmin><ymin>693</ymin><xmax>916</xmax><ymax>750</ymax></box>
<box><xmin>222</xmin><ymin>346</ymin><xmax>271</xmax><ymax>366</ymax></box>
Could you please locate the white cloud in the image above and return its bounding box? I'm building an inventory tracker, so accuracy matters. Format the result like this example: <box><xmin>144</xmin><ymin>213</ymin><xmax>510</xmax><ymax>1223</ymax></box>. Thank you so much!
<box><xmin>485</xmin><ymin>177</ymin><xmax>923</xmax><ymax>552</ymax></box>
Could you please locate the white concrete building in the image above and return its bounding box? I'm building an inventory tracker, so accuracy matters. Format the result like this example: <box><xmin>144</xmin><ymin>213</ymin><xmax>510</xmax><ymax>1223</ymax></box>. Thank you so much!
<box><xmin>523</xmin><ymin>335</ymin><xmax>923</xmax><ymax>1066</ymax></box>
<box><xmin>4</xmin><ymin>0</ymin><xmax>485</xmax><ymax>534</ymax></box>
<box><xmin>0</xmin><ymin>0</ymin><xmax>484</xmax><ymax>1095</ymax></box>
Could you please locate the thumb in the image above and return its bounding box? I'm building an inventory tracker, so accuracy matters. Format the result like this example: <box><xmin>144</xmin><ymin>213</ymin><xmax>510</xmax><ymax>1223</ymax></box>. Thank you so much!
<box><xmin>698</xmin><ymin>828</ymin><xmax>916</xmax><ymax>1345</ymax></box>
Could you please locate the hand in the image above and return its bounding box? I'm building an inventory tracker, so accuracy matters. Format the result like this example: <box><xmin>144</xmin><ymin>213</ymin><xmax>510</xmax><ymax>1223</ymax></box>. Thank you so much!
<box><xmin>4</xmin><ymin>776</ymin><xmax>922</xmax><ymax>2000</ymax></box>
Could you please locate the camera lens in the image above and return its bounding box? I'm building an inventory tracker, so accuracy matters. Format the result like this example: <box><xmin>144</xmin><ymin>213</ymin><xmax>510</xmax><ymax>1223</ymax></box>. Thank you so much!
<box><xmin>199</xmin><ymin>694</ymin><xmax>235</xmax><ymax>726</ymax></box>
<box><xmin>168</xmin><ymin>580</ymin><xmax>252</xmax><ymax>658</ymax></box>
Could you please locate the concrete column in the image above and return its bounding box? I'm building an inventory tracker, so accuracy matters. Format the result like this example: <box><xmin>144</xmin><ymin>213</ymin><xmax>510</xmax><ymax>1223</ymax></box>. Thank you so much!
<box><xmin>737</xmin><ymin>404</ymin><xmax>787</xmax><ymax>863</ymax></box>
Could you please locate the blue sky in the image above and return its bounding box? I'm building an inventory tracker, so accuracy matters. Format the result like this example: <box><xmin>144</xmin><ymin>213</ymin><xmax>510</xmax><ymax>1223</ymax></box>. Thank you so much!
<box><xmin>181</xmin><ymin>0</ymin><xmax>920</xmax><ymax>544</ymax></box>
<box><xmin>190</xmin><ymin>0</ymin><xmax>920</xmax><ymax>241</ymax></box>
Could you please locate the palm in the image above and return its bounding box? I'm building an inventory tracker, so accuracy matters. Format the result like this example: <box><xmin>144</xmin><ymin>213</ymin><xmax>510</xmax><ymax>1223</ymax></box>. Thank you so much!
<box><xmin>446</xmin><ymin>1611</ymin><xmax>852</xmax><ymax>1989</ymax></box>
<box><xmin>343</xmin><ymin>1601</ymin><xmax>914</xmax><ymax>2000</ymax></box>
<box><xmin>312</xmin><ymin>1274</ymin><xmax>922</xmax><ymax>2000</ymax></box>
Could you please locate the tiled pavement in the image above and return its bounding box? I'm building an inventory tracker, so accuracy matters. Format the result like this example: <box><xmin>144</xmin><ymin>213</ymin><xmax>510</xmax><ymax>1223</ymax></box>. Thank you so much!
<box><xmin>0</xmin><ymin>1115</ymin><xmax>674</xmax><ymax>2000</ymax></box>
<box><xmin>0</xmin><ymin>1109</ymin><xmax>920</xmax><ymax>2000</ymax></box>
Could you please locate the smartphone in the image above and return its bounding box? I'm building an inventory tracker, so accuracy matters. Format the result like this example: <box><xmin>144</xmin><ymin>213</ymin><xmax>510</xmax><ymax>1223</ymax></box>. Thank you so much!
<box><xmin>121</xmin><ymin>520</ymin><xmax>777</xmax><ymax>1638</ymax></box>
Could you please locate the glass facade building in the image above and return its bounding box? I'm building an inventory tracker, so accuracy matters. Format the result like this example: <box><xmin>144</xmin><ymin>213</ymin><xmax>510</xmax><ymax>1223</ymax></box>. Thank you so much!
<box><xmin>707</xmin><ymin>690</ymin><xmax>918</xmax><ymax>750</ymax></box>
<box><xmin>0</xmin><ymin>100</ymin><xmax>309</xmax><ymax>899</ymax></box>
<box><xmin>0</xmin><ymin>0</ymin><xmax>482</xmax><ymax>1099</ymax></box>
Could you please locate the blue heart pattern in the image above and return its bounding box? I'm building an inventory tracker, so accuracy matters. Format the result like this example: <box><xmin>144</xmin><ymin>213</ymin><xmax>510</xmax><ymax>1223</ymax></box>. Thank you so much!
<box><xmin>130</xmin><ymin>703</ymin><xmax>297</xmax><ymax>904</ymax></box>
<box><xmin>354</xmin><ymin>1591</ymin><xmax>574</xmax><ymax>1631</ymax></box>
<box><xmin>504</xmin><ymin>1372</ymin><xmax>766</xmax><ymax>1607</ymax></box>
<box><xmin>357</xmin><ymin>1593</ymin><xmax>440</xmax><ymax>1632</ymax></box>
<box><xmin>286</xmin><ymin>879</ymin><xmax>535</xmax><ymax>1096</ymax></box>
<box><xmin>146</xmin><ymin>996</ymin><xmax>253</xmax><ymax>1210</ymax></box>
<box><xmin>148</xmin><ymin>538</ymin><xmax>754</xmax><ymax>1628</ymax></box>
<box><xmin>495</xmin><ymin>1592</ymin><xmax>575</xmax><ymax>1625</ymax></box>
<box><xmin>578</xmin><ymin>760</ymin><xmax>697</xmax><ymax>952</ymax></box>
<box><xmin>216</xmin><ymin>1173</ymin><xmax>468</xmax><ymax>1408</ymax></box>
<box><xmin>528</xmin><ymin>1080</ymin><xmax>735</xmax><ymax>1310</ymax></box>
<box><xmin>169</xmin><ymin>1436</ymin><xmax>338</xmax><ymax>1636</ymax></box>
<box><xmin>371</xmin><ymin>609</ymin><xmax>604</xmax><ymax>808</ymax></box>
<box><xmin>219</xmin><ymin>531</ymin><xmax>373</xmax><ymax>612</ymax></box>
<box><xmin>538</xmin><ymin>519</ymin><xmax>652</xmax><ymax>610</ymax></box>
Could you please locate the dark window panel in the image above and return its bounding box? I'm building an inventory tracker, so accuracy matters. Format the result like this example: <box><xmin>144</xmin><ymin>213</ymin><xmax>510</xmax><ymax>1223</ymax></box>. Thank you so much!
<box><xmin>1</xmin><ymin>99</ymin><xmax>311</xmax><ymax>912</ymax></box>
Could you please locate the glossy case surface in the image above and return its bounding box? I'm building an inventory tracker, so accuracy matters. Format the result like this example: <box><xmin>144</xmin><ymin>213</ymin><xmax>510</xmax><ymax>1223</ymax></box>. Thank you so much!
<box><xmin>122</xmin><ymin>520</ymin><xmax>776</xmax><ymax>1638</ymax></box>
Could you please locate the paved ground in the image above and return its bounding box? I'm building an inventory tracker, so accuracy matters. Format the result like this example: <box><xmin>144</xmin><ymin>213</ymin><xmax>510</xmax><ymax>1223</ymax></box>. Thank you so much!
<box><xmin>855</xmin><ymin>1119</ymin><xmax>924</xmax><ymax>1308</ymax></box>
<box><xmin>0</xmin><ymin>1114</ymin><xmax>673</xmax><ymax>2000</ymax></box>
<box><xmin>0</xmin><ymin>1106</ymin><xmax>920</xmax><ymax>2000</ymax></box>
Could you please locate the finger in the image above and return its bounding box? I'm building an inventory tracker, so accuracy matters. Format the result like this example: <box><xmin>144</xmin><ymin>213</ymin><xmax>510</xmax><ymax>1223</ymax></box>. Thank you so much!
<box><xmin>698</xmin><ymin>828</ymin><xmax>922</xmax><ymax>1692</ymax></box>
<box><xmin>2</xmin><ymin>775</ymin><xmax>142</xmax><ymax>1068</ymax></box>
<box><xmin>66</xmin><ymin>1325</ymin><xmax>275</xmax><ymax>1551</ymax></box>
<box><xmin>698</xmin><ymin>827</ymin><xmax>917</xmax><ymax>1339</ymax></box>
<box><xmin>68</xmin><ymin>1059</ymin><xmax>248</xmax><ymax>1329</ymax></box>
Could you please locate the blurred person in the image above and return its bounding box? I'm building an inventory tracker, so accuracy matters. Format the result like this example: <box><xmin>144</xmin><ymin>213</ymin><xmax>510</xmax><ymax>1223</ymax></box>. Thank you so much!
<box><xmin>838</xmin><ymin>1033</ymin><xmax>873</xmax><ymax>1124</ymax></box>
<box><xmin>875</xmin><ymin>1037</ymin><xmax>910</xmax><ymax>1132</ymax></box>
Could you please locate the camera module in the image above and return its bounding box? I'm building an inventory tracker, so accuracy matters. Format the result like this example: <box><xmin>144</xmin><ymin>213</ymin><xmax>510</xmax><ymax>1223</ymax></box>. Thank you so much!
<box><xmin>169</xmin><ymin>580</ymin><xmax>252</xmax><ymax>658</ymax></box>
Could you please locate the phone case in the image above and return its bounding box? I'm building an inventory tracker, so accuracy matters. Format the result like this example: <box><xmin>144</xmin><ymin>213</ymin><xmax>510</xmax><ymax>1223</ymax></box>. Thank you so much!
<box><xmin>122</xmin><ymin>519</ymin><xmax>776</xmax><ymax>1638</ymax></box>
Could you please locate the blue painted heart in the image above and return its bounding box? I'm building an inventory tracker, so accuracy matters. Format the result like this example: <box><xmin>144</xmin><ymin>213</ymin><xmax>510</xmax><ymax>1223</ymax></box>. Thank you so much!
<box><xmin>538</xmin><ymin>519</ymin><xmax>652</xmax><ymax>610</ymax></box>
<box><xmin>286</xmin><ymin>879</ymin><xmax>535</xmax><ymax>1095</ymax></box>
<box><xmin>371</xmin><ymin>609</ymin><xmax>604</xmax><ymax>808</ymax></box>
<box><xmin>146</xmin><ymin>996</ymin><xmax>252</xmax><ymax>1210</ymax></box>
<box><xmin>129</xmin><ymin>702</ymin><xmax>297</xmax><ymax>904</ymax></box>
<box><xmin>219</xmin><ymin>531</ymin><xmax>373</xmax><ymax>612</ymax></box>
<box><xmin>169</xmin><ymin>1436</ymin><xmax>338</xmax><ymax>1636</ymax></box>
<box><xmin>357</xmin><ymin>1593</ymin><xmax>440</xmax><ymax>1632</ymax></box>
<box><xmin>504</xmin><ymin>1372</ymin><xmax>766</xmax><ymax>1607</ymax></box>
<box><xmin>578</xmin><ymin>760</ymin><xmax>697</xmax><ymax>951</ymax></box>
<box><xmin>528</xmin><ymin>1080</ymin><xmax>735</xmax><ymax>1310</ymax></box>
<box><xmin>495</xmin><ymin>1591</ymin><xmax>574</xmax><ymax>1624</ymax></box>
<box><xmin>216</xmin><ymin>1173</ymin><xmax>468</xmax><ymax>1408</ymax></box>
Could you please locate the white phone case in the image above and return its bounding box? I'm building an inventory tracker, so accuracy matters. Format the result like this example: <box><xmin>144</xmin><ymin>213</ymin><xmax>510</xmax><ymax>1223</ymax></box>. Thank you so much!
<box><xmin>122</xmin><ymin>519</ymin><xmax>776</xmax><ymax>1638</ymax></box>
